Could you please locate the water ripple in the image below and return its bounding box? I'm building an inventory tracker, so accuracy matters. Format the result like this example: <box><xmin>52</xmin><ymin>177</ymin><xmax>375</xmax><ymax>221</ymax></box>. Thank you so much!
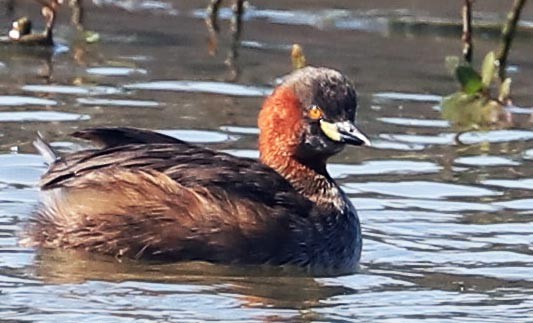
<box><xmin>125</xmin><ymin>81</ymin><xmax>272</xmax><ymax>97</ymax></box>
<box><xmin>86</xmin><ymin>67</ymin><xmax>148</xmax><ymax>76</ymax></box>
<box><xmin>455</xmin><ymin>156</ymin><xmax>520</xmax><ymax>167</ymax></box>
<box><xmin>493</xmin><ymin>199</ymin><xmax>533</xmax><ymax>210</ymax></box>
<box><xmin>22</xmin><ymin>84</ymin><xmax>123</xmax><ymax>96</ymax></box>
<box><xmin>159</xmin><ymin>130</ymin><xmax>238</xmax><ymax>143</ymax></box>
<box><xmin>379</xmin><ymin>133</ymin><xmax>455</xmax><ymax>146</ymax></box>
<box><xmin>0</xmin><ymin>154</ymin><xmax>44</xmax><ymax>167</ymax></box>
<box><xmin>373</xmin><ymin>92</ymin><xmax>442</xmax><ymax>103</ymax></box>
<box><xmin>0</xmin><ymin>111</ymin><xmax>90</xmax><ymax>122</ymax></box>
<box><xmin>460</xmin><ymin>130</ymin><xmax>533</xmax><ymax>144</ymax></box>
<box><xmin>369</xmin><ymin>139</ymin><xmax>426</xmax><ymax>151</ymax></box>
<box><xmin>433</xmin><ymin>266</ymin><xmax>533</xmax><ymax>281</ymax></box>
<box><xmin>1</xmin><ymin>2</ymin><xmax>532</xmax><ymax>322</ymax></box>
<box><xmin>330</xmin><ymin>160</ymin><xmax>442</xmax><ymax>177</ymax></box>
<box><xmin>379</xmin><ymin>117</ymin><xmax>450</xmax><ymax>128</ymax></box>
<box><xmin>0</xmin><ymin>96</ymin><xmax>57</xmax><ymax>106</ymax></box>
<box><xmin>345</xmin><ymin>181</ymin><xmax>500</xmax><ymax>199</ymax></box>
<box><xmin>482</xmin><ymin>178</ymin><xmax>533</xmax><ymax>190</ymax></box>
<box><xmin>77</xmin><ymin>98</ymin><xmax>160</xmax><ymax>107</ymax></box>
<box><xmin>0</xmin><ymin>167</ymin><xmax>42</xmax><ymax>186</ymax></box>
<box><xmin>220</xmin><ymin>126</ymin><xmax>260</xmax><ymax>135</ymax></box>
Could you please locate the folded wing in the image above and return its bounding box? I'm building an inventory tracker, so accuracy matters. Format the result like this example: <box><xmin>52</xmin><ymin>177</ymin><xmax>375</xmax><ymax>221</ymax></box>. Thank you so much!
<box><xmin>27</xmin><ymin>128</ymin><xmax>317</xmax><ymax>265</ymax></box>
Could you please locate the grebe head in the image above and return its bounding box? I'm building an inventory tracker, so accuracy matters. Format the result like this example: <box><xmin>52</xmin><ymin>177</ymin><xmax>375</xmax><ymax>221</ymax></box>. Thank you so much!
<box><xmin>9</xmin><ymin>17</ymin><xmax>32</xmax><ymax>40</ymax></box>
<box><xmin>258</xmin><ymin>66</ymin><xmax>370</xmax><ymax>171</ymax></box>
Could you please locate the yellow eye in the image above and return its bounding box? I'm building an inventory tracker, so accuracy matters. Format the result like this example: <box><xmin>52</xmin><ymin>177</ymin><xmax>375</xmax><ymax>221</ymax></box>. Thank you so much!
<box><xmin>308</xmin><ymin>106</ymin><xmax>323</xmax><ymax>120</ymax></box>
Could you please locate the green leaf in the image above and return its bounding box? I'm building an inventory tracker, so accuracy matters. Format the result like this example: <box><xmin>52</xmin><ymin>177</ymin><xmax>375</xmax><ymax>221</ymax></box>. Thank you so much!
<box><xmin>84</xmin><ymin>31</ymin><xmax>100</xmax><ymax>44</ymax></box>
<box><xmin>441</xmin><ymin>92</ymin><xmax>502</xmax><ymax>129</ymax></box>
<box><xmin>498</xmin><ymin>77</ymin><xmax>512</xmax><ymax>103</ymax></box>
<box><xmin>481</xmin><ymin>51</ymin><xmax>496</xmax><ymax>88</ymax></box>
<box><xmin>456</xmin><ymin>65</ymin><xmax>483</xmax><ymax>94</ymax></box>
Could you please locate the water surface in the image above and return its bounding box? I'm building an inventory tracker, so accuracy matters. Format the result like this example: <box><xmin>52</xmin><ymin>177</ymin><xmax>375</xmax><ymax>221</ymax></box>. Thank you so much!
<box><xmin>1</xmin><ymin>1</ymin><xmax>532</xmax><ymax>322</ymax></box>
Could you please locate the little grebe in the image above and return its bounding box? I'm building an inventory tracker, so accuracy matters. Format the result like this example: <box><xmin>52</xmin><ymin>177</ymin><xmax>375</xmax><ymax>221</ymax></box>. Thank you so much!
<box><xmin>26</xmin><ymin>67</ymin><xmax>370</xmax><ymax>275</ymax></box>
<box><xmin>6</xmin><ymin>3</ymin><xmax>56</xmax><ymax>46</ymax></box>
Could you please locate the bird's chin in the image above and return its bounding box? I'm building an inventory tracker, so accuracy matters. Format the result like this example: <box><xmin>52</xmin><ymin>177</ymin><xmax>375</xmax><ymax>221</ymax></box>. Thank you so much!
<box><xmin>329</xmin><ymin>142</ymin><xmax>346</xmax><ymax>155</ymax></box>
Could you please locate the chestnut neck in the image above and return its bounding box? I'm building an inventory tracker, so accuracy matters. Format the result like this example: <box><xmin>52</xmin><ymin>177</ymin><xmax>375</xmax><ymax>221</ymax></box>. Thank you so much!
<box><xmin>258</xmin><ymin>86</ymin><xmax>339</xmax><ymax>207</ymax></box>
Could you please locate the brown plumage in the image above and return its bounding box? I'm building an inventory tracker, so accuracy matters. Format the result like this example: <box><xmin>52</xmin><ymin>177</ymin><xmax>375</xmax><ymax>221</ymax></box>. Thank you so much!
<box><xmin>24</xmin><ymin>66</ymin><xmax>371</xmax><ymax>275</ymax></box>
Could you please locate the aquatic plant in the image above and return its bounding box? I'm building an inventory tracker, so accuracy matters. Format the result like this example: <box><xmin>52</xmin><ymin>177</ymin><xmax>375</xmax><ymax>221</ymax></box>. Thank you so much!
<box><xmin>441</xmin><ymin>0</ymin><xmax>527</xmax><ymax>129</ymax></box>
<box><xmin>205</xmin><ymin>0</ymin><xmax>246</xmax><ymax>81</ymax></box>
<box><xmin>291</xmin><ymin>44</ymin><xmax>307</xmax><ymax>70</ymax></box>
<box><xmin>442</xmin><ymin>51</ymin><xmax>511</xmax><ymax>129</ymax></box>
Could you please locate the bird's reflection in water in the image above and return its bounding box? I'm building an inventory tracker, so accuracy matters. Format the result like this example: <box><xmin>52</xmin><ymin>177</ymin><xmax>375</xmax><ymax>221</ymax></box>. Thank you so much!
<box><xmin>29</xmin><ymin>248</ymin><xmax>353</xmax><ymax>321</ymax></box>
<box><xmin>0</xmin><ymin>34</ymin><xmax>93</xmax><ymax>84</ymax></box>
<box><xmin>67</xmin><ymin>0</ymin><xmax>84</xmax><ymax>31</ymax></box>
<box><xmin>2</xmin><ymin>0</ymin><xmax>107</xmax><ymax>82</ymax></box>
<box><xmin>1</xmin><ymin>0</ymin><xmax>85</xmax><ymax>45</ymax></box>
<box><xmin>205</xmin><ymin>0</ymin><xmax>246</xmax><ymax>81</ymax></box>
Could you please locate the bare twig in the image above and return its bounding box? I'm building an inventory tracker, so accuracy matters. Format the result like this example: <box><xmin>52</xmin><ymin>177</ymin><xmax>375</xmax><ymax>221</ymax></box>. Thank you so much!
<box><xmin>70</xmin><ymin>0</ymin><xmax>84</xmax><ymax>31</ymax></box>
<box><xmin>225</xmin><ymin>0</ymin><xmax>245</xmax><ymax>81</ymax></box>
<box><xmin>496</xmin><ymin>0</ymin><xmax>527</xmax><ymax>81</ymax></box>
<box><xmin>206</xmin><ymin>0</ymin><xmax>223</xmax><ymax>32</ymax></box>
<box><xmin>205</xmin><ymin>0</ymin><xmax>223</xmax><ymax>55</ymax></box>
<box><xmin>461</xmin><ymin>0</ymin><xmax>474</xmax><ymax>63</ymax></box>
<box><xmin>229</xmin><ymin>0</ymin><xmax>244</xmax><ymax>42</ymax></box>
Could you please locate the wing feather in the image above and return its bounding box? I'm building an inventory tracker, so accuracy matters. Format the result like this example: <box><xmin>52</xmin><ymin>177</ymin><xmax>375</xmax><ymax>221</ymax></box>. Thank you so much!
<box><xmin>28</xmin><ymin>128</ymin><xmax>317</xmax><ymax>264</ymax></box>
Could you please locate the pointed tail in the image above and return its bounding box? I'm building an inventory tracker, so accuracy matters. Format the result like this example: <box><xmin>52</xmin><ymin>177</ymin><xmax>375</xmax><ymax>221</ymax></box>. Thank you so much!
<box><xmin>33</xmin><ymin>132</ymin><xmax>59</xmax><ymax>165</ymax></box>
